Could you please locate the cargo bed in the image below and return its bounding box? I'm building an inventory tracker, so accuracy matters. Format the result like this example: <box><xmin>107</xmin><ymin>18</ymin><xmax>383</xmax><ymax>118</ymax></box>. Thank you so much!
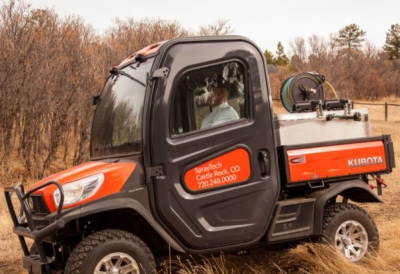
<box><xmin>277</xmin><ymin>135</ymin><xmax>395</xmax><ymax>187</ymax></box>
<box><xmin>275</xmin><ymin>108</ymin><xmax>371</xmax><ymax>146</ymax></box>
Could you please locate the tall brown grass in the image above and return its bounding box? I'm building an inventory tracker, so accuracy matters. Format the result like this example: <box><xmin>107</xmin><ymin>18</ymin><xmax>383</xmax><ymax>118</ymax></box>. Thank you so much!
<box><xmin>1</xmin><ymin>101</ymin><xmax>399</xmax><ymax>274</ymax></box>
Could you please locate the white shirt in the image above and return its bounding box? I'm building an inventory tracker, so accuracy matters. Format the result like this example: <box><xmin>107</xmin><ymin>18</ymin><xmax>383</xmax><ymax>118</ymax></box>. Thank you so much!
<box><xmin>200</xmin><ymin>102</ymin><xmax>239</xmax><ymax>129</ymax></box>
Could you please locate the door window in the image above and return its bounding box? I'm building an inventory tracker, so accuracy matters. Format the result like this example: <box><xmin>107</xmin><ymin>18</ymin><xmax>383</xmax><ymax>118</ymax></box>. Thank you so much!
<box><xmin>171</xmin><ymin>61</ymin><xmax>247</xmax><ymax>136</ymax></box>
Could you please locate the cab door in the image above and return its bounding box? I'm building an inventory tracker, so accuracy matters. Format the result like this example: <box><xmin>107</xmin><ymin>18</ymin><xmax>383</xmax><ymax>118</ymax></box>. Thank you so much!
<box><xmin>148</xmin><ymin>37</ymin><xmax>280</xmax><ymax>250</ymax></box>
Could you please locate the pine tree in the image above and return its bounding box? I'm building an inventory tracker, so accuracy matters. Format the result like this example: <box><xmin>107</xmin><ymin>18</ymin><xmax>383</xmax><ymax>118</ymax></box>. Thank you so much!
<box><xmin>383</xmin><ymin>24</ymin><xmax>400</xmax><ymax>60</ymax></box>
<box><xmin>336</xmin><ymin>24</ymin><xmax>366</xmax><ymax>49</ymax></box>
<box><xmin>275</xmin><ymin>42</ymin><xmax>289</xmax><ymax>66</ymax></box>
<box><xmin>264</xmin><ymin>49</ymin><xmax>275</xmax><ymax>65</ymax></box>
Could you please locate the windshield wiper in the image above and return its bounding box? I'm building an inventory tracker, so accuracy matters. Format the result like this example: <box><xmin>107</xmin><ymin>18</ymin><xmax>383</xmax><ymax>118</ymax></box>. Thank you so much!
<box><xmin>109</xmin><ymin>67</ymin><xmax>146</xmax><ymax>87</ymax></box>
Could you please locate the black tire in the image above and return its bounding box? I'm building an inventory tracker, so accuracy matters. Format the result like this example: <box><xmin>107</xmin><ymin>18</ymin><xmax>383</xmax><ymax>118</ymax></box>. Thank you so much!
<box><xmin>64</xmin><ymin>229</ymin><xmax>156</xmax><ymax>274</ymax></box>
<box><xmin>322</xmin><ymin>203</ymin><xmax>379</xmax><ymax>262</ymax></box>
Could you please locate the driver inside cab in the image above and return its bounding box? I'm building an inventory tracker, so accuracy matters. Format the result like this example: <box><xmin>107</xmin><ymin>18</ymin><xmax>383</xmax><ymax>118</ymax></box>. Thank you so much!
<box><xmin>200</xmin><ymin>75</ymin><xmax>239</xmax><ymax>129</ymax></box>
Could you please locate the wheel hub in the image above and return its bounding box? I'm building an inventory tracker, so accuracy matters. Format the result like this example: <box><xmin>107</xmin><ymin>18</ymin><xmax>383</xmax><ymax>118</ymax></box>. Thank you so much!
<box><xmin>95</xmin><ymin>252</ymin><xmax>139</xmax><ymax>274</ymax></box>
<box><xmin>342</xmin><ymin>236</ymin><xmax>352</xmax><ymax>246</ymax></box>
<box><xmin>335</xmin><ymin>220</ymin><xmax>369</xmax><ymax>262</ymax></box>
<box><xmin>109</xmin><ymin>267</ymin><xmax>120</xmax><ymax>274</ymax></box>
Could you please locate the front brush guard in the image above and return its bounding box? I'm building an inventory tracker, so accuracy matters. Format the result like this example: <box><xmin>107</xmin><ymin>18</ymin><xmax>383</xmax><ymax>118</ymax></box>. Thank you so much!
<box><xmin>4</xmin><ymin>181</ymin><xmax>65</xmax><ymax>274</ymax></box>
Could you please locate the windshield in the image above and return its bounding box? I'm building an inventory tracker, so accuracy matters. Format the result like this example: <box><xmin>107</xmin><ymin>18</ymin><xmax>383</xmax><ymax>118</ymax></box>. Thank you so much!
<box><xmin>91</xmin><ymin>58</ymin><xmax>154</xmax><ymax>158</ymax></box>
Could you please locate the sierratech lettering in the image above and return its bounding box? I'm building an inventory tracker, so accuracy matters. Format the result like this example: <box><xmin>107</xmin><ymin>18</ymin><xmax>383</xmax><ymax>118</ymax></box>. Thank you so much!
<box><xmin>348</xmin><ymin>156</ymin><xmax>384</xmax><ymax>168</ymax></box>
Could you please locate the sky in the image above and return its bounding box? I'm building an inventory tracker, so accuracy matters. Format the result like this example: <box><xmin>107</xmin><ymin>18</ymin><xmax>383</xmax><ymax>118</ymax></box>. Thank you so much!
<box><xmin>27</xmin><ymin>0</ymin><xmax>400</xmax><ymax>54</ymax></box>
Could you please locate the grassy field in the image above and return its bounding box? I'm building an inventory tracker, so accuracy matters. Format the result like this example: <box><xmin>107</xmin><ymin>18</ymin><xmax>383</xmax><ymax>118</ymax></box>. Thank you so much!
<box><xmin>1</xmin><ymin>101</ymin><xmax>399</xmax><ymax>274</ymax></box>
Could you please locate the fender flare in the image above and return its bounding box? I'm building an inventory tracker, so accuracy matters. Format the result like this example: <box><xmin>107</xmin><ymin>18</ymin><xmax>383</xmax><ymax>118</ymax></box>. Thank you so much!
<box><xmin>53</xmin><ymin>195</ymin><xmax>185</xmax><ymax>253</ymax></box>
<box><xmin>308</xmin><ymin>179</ymin><xmax>383</xmax><ymax>235</ymax></box>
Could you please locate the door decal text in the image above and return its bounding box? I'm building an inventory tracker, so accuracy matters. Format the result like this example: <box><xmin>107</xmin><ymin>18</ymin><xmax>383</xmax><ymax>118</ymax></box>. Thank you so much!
<box><xmin>184</xmin><ymin>148</ymin><xmax>251</xmax><ymax>192</ymax></box>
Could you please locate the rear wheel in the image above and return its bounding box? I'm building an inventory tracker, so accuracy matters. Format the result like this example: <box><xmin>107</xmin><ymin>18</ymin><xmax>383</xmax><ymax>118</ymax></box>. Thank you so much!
<box><xmin>64</xmin><ymin>229</ymin><xmax>156</xmax><ymax>274</ymax></box>
<box><xmin>322</xmin><ymin>203</ymin><xmax>379</xmax><ymax>262</ymax></box>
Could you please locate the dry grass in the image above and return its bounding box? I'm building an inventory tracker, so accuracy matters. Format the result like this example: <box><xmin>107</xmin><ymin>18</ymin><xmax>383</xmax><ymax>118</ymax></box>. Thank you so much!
<box><xmin>1</xmin><ymin>101</ymin><xmax>400</xmax><ymax>274</ymax></box>
<box><xmin>0</xmin><ymin>192</ymin><xmax>25</xmax><ymax>274</ymax></box>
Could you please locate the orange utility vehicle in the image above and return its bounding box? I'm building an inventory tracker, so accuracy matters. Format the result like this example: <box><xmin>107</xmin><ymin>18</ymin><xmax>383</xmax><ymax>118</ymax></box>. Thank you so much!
<box><xmin>5</xmin><ymin>36</ymin><xmax>396</xmax><ymax>274</ymax></box>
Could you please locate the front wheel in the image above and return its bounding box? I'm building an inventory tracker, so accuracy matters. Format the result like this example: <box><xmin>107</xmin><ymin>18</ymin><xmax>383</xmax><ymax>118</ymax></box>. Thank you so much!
<box><xmin>322</xmin><ymin>203</ymin><xmax>379</xmax><ymax>262</ymax></box>
<box><xmin>64</xmin><ymin>229</ymin><xmax>156</xmax><ymax>274</ymax></box>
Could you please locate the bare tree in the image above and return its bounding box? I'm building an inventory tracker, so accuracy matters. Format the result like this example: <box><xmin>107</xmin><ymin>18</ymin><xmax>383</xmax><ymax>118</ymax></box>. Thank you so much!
<box><xmin>104</xmin><ymin>18</ymin><xmax>189</xmax><ymax>64</ymax></box>
<box><xmin>197</xmin><ymin>19</ymin><xmax>233</xmax><ymax>36</ymax></box>
<box><xmin>289</xmin><ymin>37</ymin><xmax>307</xmax><ymax>72</ymax></box>
<box><xmin>0</xmin><ymin>0</ymin><xmax>398</xmax><ymax>182</ymax></box>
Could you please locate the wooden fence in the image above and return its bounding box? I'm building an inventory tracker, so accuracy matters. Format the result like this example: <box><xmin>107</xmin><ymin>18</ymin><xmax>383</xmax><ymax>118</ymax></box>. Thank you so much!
<box><xmin>353</xmin><ymin>102</ymin><xmax>400</xmax><ymax>121</ymax></box>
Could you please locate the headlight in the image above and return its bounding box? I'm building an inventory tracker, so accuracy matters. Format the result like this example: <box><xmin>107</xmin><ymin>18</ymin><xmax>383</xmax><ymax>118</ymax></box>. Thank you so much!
<box><xmin>53</xmin><ymin>173</ymin><xmax>105</xmax><ymax>207</ymax></box>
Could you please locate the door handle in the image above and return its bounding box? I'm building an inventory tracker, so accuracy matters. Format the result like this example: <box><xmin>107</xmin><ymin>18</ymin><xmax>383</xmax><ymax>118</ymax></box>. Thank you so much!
<box><xmin>259</xmin><ymin>150</ymin><xmax>270</xmax><ymax>177</ymax></box>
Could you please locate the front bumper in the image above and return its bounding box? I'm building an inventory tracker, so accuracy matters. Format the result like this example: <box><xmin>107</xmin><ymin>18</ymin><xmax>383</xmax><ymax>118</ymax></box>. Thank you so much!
<box><xmin>4</xmin><ymin>181</ymin><xmax>65</xmax><ymax>274</ymax></box>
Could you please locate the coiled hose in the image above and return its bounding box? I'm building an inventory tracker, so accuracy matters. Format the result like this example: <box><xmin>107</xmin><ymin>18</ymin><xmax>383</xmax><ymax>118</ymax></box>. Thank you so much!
<box><xmin>280</xmin><ymin>72</ymin><xmax>339</xmax><ymax>113</ymax></box>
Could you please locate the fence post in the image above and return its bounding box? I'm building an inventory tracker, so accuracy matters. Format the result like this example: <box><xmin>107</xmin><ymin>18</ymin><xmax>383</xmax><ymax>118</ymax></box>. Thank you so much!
<box><xmin>385</xmin><ymin>102</ymin><xmax>388</xmax><ymax>121</ymax></box>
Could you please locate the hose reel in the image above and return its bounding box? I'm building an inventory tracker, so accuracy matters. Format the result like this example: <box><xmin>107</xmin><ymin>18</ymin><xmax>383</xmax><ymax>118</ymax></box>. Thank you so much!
<box><xmin>280</xmin><ymin>72</ymin><xmax>345</xmax><ymax>113</ymax></box>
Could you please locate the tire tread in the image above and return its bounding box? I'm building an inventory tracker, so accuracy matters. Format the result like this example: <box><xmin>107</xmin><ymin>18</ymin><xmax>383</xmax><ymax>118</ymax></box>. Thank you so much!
<box><xmin>64</xmin><ymin>229</ymin><xmax>155</xmax><ymax>274</ymax></box>
<box><xmin>322</xmin><ymin>203</ymin><xmax>379</xmax><ymax>256</ymax></box>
